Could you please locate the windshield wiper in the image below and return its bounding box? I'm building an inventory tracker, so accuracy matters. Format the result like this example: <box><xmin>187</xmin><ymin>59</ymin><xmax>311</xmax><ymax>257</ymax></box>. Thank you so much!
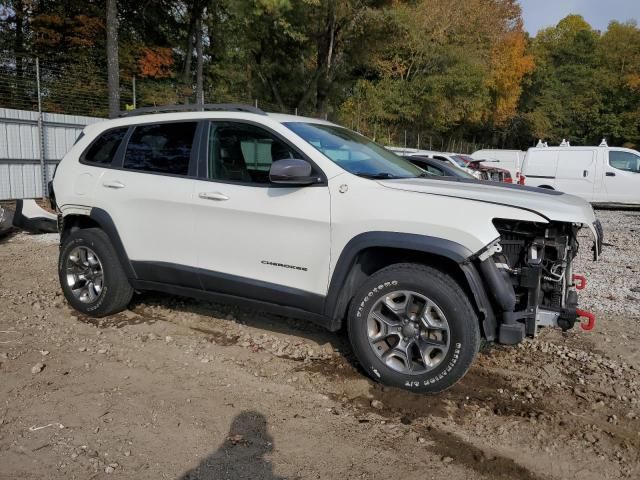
<box><xmin>354</xmin><ymin>172</ymin><xmax>402</xmax><ymax>179</ymax></box>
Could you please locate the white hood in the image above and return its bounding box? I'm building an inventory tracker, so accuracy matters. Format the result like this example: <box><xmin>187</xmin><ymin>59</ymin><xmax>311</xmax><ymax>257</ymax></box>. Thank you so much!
<box><xmin>378</xmin><ymin>178</ymin><xmax>597</xmax><ymax>225</ymax></box>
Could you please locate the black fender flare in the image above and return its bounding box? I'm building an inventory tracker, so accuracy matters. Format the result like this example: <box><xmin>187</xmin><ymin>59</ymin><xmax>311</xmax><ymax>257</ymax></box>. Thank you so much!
<box><xmin>323</xmin><ymin>232</ymin><xmax>488</xmax><ymax>326</ymax></box>
<box><xmin>87</xmin><ymin>208</ymin><xmax>138</xmax><ymax>279</ymax></box>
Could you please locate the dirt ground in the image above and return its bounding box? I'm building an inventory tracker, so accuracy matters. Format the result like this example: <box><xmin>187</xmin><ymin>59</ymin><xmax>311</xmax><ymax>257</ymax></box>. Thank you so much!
<box><xmin>1</xmin><ymin>210</ymin><xmax>639</xmax><ymax>479</ymax></box>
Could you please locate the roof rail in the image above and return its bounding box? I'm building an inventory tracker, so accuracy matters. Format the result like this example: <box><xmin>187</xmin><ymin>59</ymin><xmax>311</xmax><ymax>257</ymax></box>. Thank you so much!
<box><xmin>599</xmin><ymin>138</ymin><xmax>608</xmax><ymax>147</ymax></box>
<box><xmin>119</xmin><ymin>103</ymin><xmax>267</xmax><ymax>117</ymax></box>
<box><xmin>559</xmin><ymin>139</ymin><xmax>570</xmax><ymax>147</ymax></box>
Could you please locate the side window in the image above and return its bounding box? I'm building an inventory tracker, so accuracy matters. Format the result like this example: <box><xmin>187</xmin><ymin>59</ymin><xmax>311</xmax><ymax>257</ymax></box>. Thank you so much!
<box><xmin>207</xmin><ymin>122</ymin><xmax>299</xmax><ymax>184</ymax></box>
<box><xmin>123</xmin><ymin>122</ymin><xmax>197</xmax><ymax>176</ymax></box>
<box><xmin>426</xmin><ymin>165</ymin><xmax>444</xmax><ymax>176</ymax></box>
<box><xmin>609</xmin><ymin>151</ymin><xmax>640</xmax><ymax>173</ymax></box>
<box><xmin>83</xmin><ymin>127</ymin><xmax>128</xmax><ymax>165</ymax></box>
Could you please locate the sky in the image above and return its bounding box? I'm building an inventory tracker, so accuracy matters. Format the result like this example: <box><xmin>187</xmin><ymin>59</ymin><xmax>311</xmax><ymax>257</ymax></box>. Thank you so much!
<box><xmin>520</xmin><ymin>0</ymin><xmax>640</xmax><ymax>35</ymax></box>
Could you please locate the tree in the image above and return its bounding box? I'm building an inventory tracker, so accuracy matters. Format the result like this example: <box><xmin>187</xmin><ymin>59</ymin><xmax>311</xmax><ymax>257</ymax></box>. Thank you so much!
<box><xmin>2</xmin><ymin>0</ymin><xmax>640</xmax><ymax>149</ymax></box>
<box><xmin>487</xmin><ymin>31</ymin><xmax>535</xmax><ymax>127</ymax></box>
<box><xmin>106</xmin><ymin>0</ymin><xmax>119</xmax><ymax>117</ymax></box>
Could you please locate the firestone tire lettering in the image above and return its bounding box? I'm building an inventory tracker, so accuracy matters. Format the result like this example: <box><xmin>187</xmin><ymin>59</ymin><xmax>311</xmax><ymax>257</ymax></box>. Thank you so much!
<box><xmin>348</xmin><ymin>264</ymin><xmax>480</xmax><ymax>394</ymax></box>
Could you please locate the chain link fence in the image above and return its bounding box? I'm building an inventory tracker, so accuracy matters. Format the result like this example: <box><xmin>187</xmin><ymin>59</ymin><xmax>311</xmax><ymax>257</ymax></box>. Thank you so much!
<box><xmin>1</xmin><ymin>53</ymin><xmax>489</xmax><ymax>200</ymax></box>
<box><xmin>0</xmin><ymin>53</ymin><xmax>338</xmax><ymax>119</ymax></box>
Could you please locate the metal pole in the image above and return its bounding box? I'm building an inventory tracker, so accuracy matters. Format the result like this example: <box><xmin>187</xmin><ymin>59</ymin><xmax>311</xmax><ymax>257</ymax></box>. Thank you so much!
<box><xmin>255</xmin><ymin>99</ymin><xmax>258</xmax><ymax>108</ymax></box>
<box><xmin>417</xmin><ymin>133</ymin><xmax>420</xmax><ymax>150</ymax></box>
<box><xmin>132</xmin><ymin>76</ymin><xmax>137</xmax><ymax>109</ymax></box>
<box><xmin>36</xmin><ymin>58</ymin><xmax>47</xmax><ymax>201</ymax></box>
<box><xmin>404</xmin><ymin>130</ymin><xmax>407</xmax><ymax>148</ymax></box>
<box><xmin>294</xmin><ymin>107</ymin><xmax>298</xmax><ymax>116</ymax></box>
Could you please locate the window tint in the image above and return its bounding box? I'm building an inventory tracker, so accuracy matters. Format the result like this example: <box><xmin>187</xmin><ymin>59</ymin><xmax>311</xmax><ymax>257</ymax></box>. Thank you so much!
<box><xmin>83</xmin><ymin>127</ymin><xmax>128</xmax><ymax>165</ymax></box>
<box><xmin>208</xmin><ymin>122</ymin><xmax>299</xmax><ymax>183</ymax></box>
<box><xmin>609</xmin><ymin>151</ymin><xmax>640</xmax><ymax>173</ymax></box>
<box><xmin>123</xmin><ymin>122</ymin><xmax>197</xmax><ymax>175</ymax></box>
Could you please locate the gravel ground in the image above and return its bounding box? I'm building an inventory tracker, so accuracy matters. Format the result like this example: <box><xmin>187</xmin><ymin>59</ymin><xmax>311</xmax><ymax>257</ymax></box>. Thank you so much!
<box><xmin>1</xmin><ymin>210</ymin><xmax>639</xmax><ymax>479</ymax></box>
<box><xmin>575</xmin><ymin>209</ymin><xmax>640</xmax><ymax>319</ymax></box>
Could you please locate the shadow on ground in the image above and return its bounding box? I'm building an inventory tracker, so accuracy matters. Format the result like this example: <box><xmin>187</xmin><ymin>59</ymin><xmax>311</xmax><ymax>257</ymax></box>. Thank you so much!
<box><xmin>127</xmin><ymin>291</ymin><xmax>355</xmax><ymax>364</ymax></box>
<box><xmin>178</xmin><ymin>410</ymin><xmax>286</xmax><ymax>480</ymax></box>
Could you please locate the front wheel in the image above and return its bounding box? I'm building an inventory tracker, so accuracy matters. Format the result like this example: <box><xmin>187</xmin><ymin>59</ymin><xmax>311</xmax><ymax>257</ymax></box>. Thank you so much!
<box><xmin>58</xmin><ymin>228</ymin><xmax>133</xmax><ymax>317</ymax></box>
<box><xmin>347</xmin><ymin>263</ymin><xmax>480</xmax><ymax>393</ymax></box>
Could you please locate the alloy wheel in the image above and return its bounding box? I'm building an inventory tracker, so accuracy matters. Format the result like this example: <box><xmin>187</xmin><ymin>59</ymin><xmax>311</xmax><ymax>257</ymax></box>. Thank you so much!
<box><xmin>65</xmin><ymin>246</ymin><xmax>104</xmax><ymax>304</ymax></box>
<box><xmin>366</xmin><ymin>290</ymin><xmax>450</xmax><ymax>374</ymax></box>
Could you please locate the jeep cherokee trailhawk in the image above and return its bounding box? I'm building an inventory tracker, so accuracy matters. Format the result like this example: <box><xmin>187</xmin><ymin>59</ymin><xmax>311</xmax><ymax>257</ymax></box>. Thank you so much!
<box><xmin>51</xmin><ymin>104</ymin><xmax>603</xmax><ymax>393</ymax></box>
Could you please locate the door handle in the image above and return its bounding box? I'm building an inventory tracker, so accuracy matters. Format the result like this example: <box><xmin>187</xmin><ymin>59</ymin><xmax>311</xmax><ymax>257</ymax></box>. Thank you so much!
<box><xmin>583</xmin><ymin>170</ymin><xmax>589</xmax><ymax>177</ymax></box>
<box><xmin>198</xmin><ymin>192</ymin><xmax>229</xmax><ymax>201</ymax></box>
<box><xmin>606</xmin><ymin>172</ymin><xmax>616</xmax><ymax>177</ymax></box>
<box><xmin>102</xmin><ymin>180</ymin><xmax>125</xmax><ymax>189</ymax></box>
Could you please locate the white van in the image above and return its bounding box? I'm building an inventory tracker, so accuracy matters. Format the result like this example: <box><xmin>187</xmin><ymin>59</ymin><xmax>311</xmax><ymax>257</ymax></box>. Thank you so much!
<box><xmin>471</xmin><ymin>149</ymin><xmax>525</xmax><ymax>182</ymax></box>
<box><xmin>521</xmin><ymin>145</ymin><xmax>640</xmax><ymax>205</ymax></box>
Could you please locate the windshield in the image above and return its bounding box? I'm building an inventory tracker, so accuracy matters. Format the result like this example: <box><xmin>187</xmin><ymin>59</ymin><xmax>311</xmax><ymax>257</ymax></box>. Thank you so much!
<box><xmin>284</xmin><ymin>122</ymin><xmax>425</xmax><ymax>179</ymax></box>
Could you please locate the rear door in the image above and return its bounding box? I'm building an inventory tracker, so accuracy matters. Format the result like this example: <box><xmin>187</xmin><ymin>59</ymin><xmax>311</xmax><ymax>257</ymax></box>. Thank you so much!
<box><xmin>94</xmin><ymin>121</ymin><xmax>202</xmax><ymax>286</ymax></box>
<box><xmin>603</xmin><ymin>149</ymin><xmax>640</xmax><ymax>204</ymax></box>
<box><xmin>554</xmin><ymin>149</ymin><xmax>596</xmax><ymax>201</ymax></box>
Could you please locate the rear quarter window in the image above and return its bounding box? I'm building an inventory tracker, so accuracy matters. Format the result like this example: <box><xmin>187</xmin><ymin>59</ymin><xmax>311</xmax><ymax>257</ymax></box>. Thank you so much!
<box><xmin>82</xmin><ymin>127</ymin><xmax>128</xmax><ymax>165</ymax></box>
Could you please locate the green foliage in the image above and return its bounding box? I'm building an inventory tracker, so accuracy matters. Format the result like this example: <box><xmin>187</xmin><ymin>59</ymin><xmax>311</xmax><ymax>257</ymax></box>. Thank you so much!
<box><xmin>1</xmin><ymin>2</ymin><xmax>640</xmax><ymax>148</ymax></box>
<box><xmin>518</xmin><ymin>15</ymin><xmax>640</xmax><ymax>148</ymax></box>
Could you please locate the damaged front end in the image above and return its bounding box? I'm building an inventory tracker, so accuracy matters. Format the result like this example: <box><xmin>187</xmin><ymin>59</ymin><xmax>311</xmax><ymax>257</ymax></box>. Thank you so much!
<box><xmin>472</xmin><ymin>219</ymin><xmax>603</xmax><ymax>345</ymax></box>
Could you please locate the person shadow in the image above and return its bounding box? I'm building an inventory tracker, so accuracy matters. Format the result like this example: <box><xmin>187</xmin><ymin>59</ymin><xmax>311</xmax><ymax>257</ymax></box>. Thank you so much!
<box><xmin>178</xmin><ymin>410</ymin><xmax>287</xmax><ymax>480</ymax></box>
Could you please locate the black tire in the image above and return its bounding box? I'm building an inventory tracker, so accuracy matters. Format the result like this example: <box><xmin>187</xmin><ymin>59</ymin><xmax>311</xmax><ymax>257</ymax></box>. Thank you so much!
<box><xmin>58</xmin><ymin>228</ymin><xmax>133</xmax><ymax>317</ymax></box>
<box><xmin>347</xmin><ymin>263</ymin><xmax>480</xmax><ymax>393</ymax></box>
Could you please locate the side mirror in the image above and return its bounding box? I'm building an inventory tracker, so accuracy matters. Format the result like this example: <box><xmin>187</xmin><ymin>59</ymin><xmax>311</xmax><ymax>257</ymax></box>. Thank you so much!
<box><xmin>269</xmin><ymin>159</ymin><xmax>319</xmax><ymax>185</ymax></box>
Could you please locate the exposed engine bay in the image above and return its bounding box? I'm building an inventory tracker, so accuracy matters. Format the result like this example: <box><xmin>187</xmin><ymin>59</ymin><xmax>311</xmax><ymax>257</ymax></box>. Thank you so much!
<box><xmin>494</xmin><ymin>219</ymin><xmax>579</xmax><ymax>311</ymax></box>
<box><xmin>475</xmin><ymin>219</ymin><xmax>602</xmax><ymax>344</ymax></box>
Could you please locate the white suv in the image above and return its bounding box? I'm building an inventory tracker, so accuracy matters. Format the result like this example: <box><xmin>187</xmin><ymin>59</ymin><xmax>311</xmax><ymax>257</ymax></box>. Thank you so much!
<box><xmin>51</xmin><ymin>104</ymin><xmax>603</xmax><ymax>393</ymax></box>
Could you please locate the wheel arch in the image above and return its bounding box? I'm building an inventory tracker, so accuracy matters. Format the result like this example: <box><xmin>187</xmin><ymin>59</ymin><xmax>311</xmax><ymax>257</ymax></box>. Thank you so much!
<box><xmin>61</xmin><ymin>208</ymin><xmax>137</xmax><ymax>279</ymax></box>
<box><xmin>324</xmin><ymin>232</ymin><xmax>497</xmax><ymax>339</ymax></box>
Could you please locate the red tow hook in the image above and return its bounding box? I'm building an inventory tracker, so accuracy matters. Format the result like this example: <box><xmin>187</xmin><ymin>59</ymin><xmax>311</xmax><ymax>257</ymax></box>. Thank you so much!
<box><xmin>576</xmin><ymin>309</ymin><xmax>596</xmax><ymax>331</ymax></box>
<box><xmin>572</xmin><ymin>274</ymin><xmax>587</xmax><ymax>290</ymax></box>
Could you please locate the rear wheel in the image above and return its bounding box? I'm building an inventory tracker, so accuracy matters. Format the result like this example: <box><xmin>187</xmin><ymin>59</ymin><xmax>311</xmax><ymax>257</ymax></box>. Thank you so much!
<box><xmin>58</xmin><ymin>228</ymin><xmax>133</xmax><ymax>317</ymax></box>
<box><xmin>347</xmin><ymin>263</ymin><xmax>480</xmax><ymax>393</ymax></box>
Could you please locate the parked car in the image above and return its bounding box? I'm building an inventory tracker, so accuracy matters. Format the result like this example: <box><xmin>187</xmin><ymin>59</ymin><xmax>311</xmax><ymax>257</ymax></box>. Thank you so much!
<box><xmin>389</xmin><ymin>148</ymin><xmax>512</xmax><ymax>183</ymax></box>
<box><xmin>520</xmin><ymin>142</ymin><xmax>640</xmax><ymax>206</ymax></box>
<box><xmin>451</xmin><ymin>154</ymin><xmax>513</xmax><ymax>183</ymax></box>
<box><xmin>471</xmin><ymin>149</ymin><xmax>525</xmax><ymax>184</ymax></box>
<box><xmin>388</xmin><ymin>148</ymin><xmax>482</xmax><ymax>178</ymax></box>
<box><xmin>51</xmin><ymin>104</ymin><xmax>602</xmax><ymax>393</ymax></box>
<box><xmin>401</xmin><ymin>155</ymin><xmax>476</xmax><ymax>178</ymax></box>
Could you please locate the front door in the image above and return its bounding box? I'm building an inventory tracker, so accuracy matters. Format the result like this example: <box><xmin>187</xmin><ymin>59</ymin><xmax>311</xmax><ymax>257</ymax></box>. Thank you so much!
<box><xmin>193</xmin><ymin>121</ymin><xmax>331</xmax><ymax>310</ymax></box>
<box><xmin>604</xmin><ymin>149</ymin><xmax>640</xmax><ymax>204</ymax></box>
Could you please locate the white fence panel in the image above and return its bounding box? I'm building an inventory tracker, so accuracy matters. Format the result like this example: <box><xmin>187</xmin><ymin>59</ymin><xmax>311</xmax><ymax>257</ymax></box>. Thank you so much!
<box><xmin>0</xmin><ymin>108</ymin><xmax>103</xmax><ymax>200</ymax></box>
